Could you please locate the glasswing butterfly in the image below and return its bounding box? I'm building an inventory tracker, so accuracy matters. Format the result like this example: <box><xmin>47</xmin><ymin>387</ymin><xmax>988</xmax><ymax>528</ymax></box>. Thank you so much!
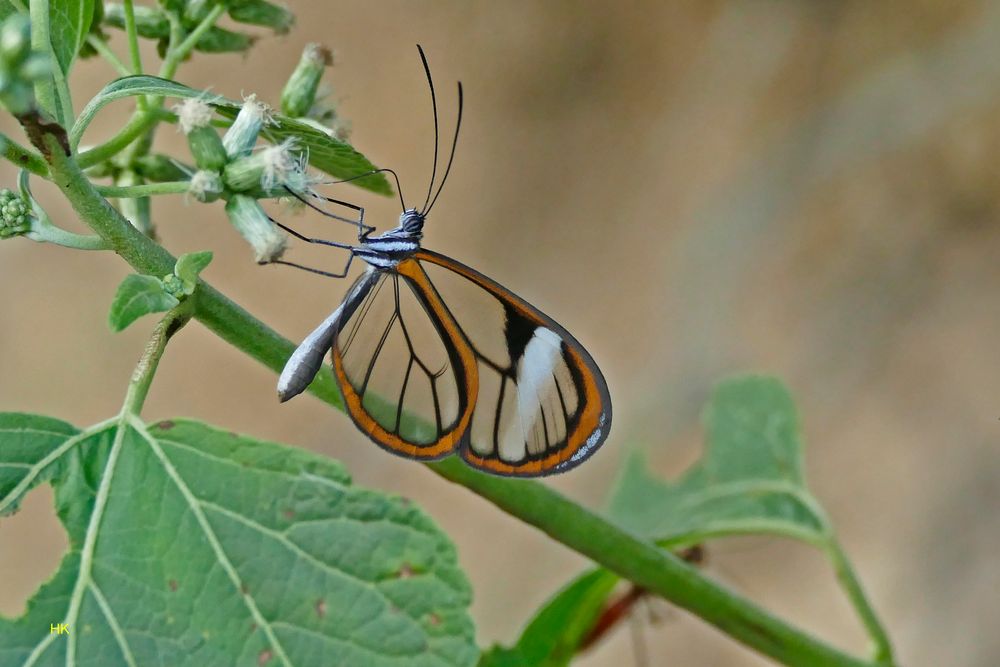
<box><xmin>275</xmin><ymin>46</ymin><xmax>611</xmax><ymax>477</ymax></box>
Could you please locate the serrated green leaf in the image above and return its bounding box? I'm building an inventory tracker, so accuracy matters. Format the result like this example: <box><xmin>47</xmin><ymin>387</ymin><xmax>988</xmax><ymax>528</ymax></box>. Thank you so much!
<box><xmin>174</xmin><ymin>250</ymin><xmax>213</xmax><ymax>294</ymax></box>
<box><xmin>49</xmin><ymin>0</ymin><xmax>94</xmax><ymax>75</ymax></box>
<box><xmin>479</xmin><ymin>569</ymin><xmax>619</xmax><ymax>667</ymax></box>
<box><xmin>73</xmin><ymin>76</ymin><xmax>392</xmax><ymax>195</ymax></box>
<box><xmin>108</xmin><ymin>274</ymin><xmax>180</xmax><ymax>332</ymax></box>
<box><xmin>608</xmin><ymin>375</ymin><xmax>829</xmax><ymax>547</ymax></box>
<box><xmin>0</xmin><ymin>417</ymin><xmax>477</xmax><ymax>666</ymax></box>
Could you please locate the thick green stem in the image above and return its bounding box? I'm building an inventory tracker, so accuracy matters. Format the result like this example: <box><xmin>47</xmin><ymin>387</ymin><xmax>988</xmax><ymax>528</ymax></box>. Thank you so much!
<box><xmin>33</xmin><ymin>131</ymin><xmax>885</xmax><ymax>667</ymax></box>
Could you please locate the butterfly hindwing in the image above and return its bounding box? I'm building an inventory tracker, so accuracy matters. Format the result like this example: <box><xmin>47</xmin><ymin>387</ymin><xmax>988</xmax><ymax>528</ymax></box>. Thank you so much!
<box><xmin>414</xmin><ymin>249</ymin><xmax>612</xmax><ymax>476</ymax></box>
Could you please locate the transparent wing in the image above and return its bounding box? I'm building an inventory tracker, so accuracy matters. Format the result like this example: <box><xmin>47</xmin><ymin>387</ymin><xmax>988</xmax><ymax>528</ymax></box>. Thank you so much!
<box><xmin>415</xmin><ymin>249</ymin><xmax>612</xmax><ymax>476</ymax></box>
<box><xmin>331</xmin><ymin>265</ymin><xmax>477</xmax><ymax>460</ymax></box>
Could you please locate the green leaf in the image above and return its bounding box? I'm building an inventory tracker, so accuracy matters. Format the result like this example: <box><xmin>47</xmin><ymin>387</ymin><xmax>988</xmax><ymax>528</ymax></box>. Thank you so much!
<box><xmin>0</xmin><ymin>417</ymin><xmax>477</xmax><ymax>667</ymax></box>
<box><xmin>0</xmin><ymin>2</ymin><xmax>17</xmax><ymax>22</ymax></box>
<box><xmin>608</xmin><ymin>375</ymin><xmax>830</xmax><ymax>547</ymax></box>
<box><xmin>479</xmin><ymin>569</ymin><xmax>619</xmax><ymax>667</ymax></box>
<box><xmin>0</xmin><ymin>413</ymin><xmax>79</xmax><ymax>517</ymax></box>
<box><xmin>108</xmin><ymin>273</ymin><xmax>180</xmax><ymax>332</ymax></box>
<box><xmin>48</xmin><ymin>0</ymin><xmax>95</xmax><ymax>75</ymax></box>
<box><xmin>72</xmin><ymin>76</ymin><xmax>392</xmax><ymax>195</ymax></box>
<box><xmin>174</xmin><ymin>250</ymin><xmax>213</xmax><ymax>294</ymax></box>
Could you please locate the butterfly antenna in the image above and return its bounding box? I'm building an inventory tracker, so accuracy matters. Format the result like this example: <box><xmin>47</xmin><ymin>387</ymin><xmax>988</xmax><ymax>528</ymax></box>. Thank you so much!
<box><xmin>425</xmin><ymin>81</ymin><xmax>463</xmax><ymax>215</ymax></box>
<box><xmin>418</xmin><ymin>45</ymin><xmax>440</xmax><ymax>213</ymax></box>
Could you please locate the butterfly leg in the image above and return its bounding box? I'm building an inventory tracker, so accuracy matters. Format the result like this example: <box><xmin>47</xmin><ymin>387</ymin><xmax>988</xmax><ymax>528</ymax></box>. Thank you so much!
<box><xmin>264</xmin><ymin>215</ymin><xmax>357</xmax><ymax>278</ymax></box>
<box><xmin>269</xmin><ymin>253</ymin><xmax>355</xmax><ymax>279</ymax></box>
<box><xmin>283</xmin><ymin>186</ymin><xmax>373</xmax><ymax>240</ymax></box>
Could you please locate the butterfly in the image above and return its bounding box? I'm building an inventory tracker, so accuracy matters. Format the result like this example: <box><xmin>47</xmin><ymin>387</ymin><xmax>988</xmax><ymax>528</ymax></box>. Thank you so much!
<box><xmin>274</xmin><ymin>46</ymin><xmax>611</xmax><ymax>477</ymax></box>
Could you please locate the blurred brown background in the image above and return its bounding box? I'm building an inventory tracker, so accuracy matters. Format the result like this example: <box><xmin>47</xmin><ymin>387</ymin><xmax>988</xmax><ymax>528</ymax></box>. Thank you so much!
<box><xmin>2</xmin><ymin>1</ymin><xmax>999</xmax><ymax>665</ymax></box>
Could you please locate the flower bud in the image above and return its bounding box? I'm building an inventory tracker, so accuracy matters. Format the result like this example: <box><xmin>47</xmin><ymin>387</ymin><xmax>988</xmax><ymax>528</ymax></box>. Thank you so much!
<box><xmin>281</xmin><ymin>43</ymin><xmax>331</xmax><ymax>118</ymax></box>
<box><xmin>223</xmin><ymin>139</ymin><xmax>304</xmax><ymax>193</ymax></box>
<box><xmin>228</xmin><ymin>0</ymin><xmax>295</xmax><ymax>35</ymax></box>
<box><xmin>222</xmin><ymin>93</ymin><xmax>272</xmax><ymax>158</ymax></box>
<box><xmin>161</xmin><ymin>273</ymin><xmax>186</xmax><ymax>299</ymax></box>
<box><xmin>0</xmin><ymin>188</ymin><xmax>31</xmax><ymax>239</ymax></box>
<box><xmin>225</xmin><ymin>194</ymin><xmax>287</xmax><ymax>263</ymax></box>
<box><xmin>188</xmin><ymin>169</ymin><xmax>223</xmax><ymax>203</ymax></box>
<box><xmin>174</xmin><ymin>98</ymin><xmax>228</xmax><ymax>171</ymax></box>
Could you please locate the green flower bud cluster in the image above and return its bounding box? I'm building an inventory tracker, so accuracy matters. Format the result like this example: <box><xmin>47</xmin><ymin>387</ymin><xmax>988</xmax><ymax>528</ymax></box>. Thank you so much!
<box><xmin>0</xmin><ymin>14</ymin><xmax>52</xmax><ymax>115</ymax></box>
<box><xmin>0</xmin><ymin>188</ymin><xmax>31</xmax><ymax>239</ymax></box>
<box><xmin>103</xmin><ymin>0</ymin><xmax>293</xmax><ymax>58</ymax></box>
<box><xmin>172</xmin><ymin>94</ymin><xmax>308</xmax><ymax>262</ymax></box>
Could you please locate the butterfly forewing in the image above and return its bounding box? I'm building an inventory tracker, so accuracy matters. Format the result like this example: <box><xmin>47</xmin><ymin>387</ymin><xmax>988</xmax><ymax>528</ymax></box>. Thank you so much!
<box><xmin>332</xmin><ymin>265</ymin><xmax>476</xmax><ymax>457</ymax></box>
<box><xmin>415</xmin><ymin>249</ymin><xmax>611</xmax><ymax>476</ymax></box>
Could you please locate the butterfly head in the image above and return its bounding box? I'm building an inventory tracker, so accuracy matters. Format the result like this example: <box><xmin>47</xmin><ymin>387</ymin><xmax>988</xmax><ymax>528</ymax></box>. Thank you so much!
<box><xmin>399</xmin><ymin>208</ymin><xmax>426</xmax><ymax>237</ymax></box>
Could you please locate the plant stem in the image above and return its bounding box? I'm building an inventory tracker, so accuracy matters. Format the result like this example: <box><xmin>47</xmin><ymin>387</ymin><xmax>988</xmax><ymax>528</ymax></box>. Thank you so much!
<box><xmin>76</xmin><ymin>111</ymin><xmax>159</xmax><ymax>166</ymax></box>
<box><xmin>31</xmin><ymin>131</ymin><xmax>887</xmax><ymax>667</ymax></box>
<box><xmin>159</xmin><ymin>4</ymin><xmax>227</xmax><ymax>80</ymax></box>
<box><xmin>825</xmin><ymin>538</ymin><xmax>894</xmax><ymax>664</ymax></box>
<box><xmin>122</xmin><ymin>0</ymin><xmax>144</xmax><ymax>76</ymax></box>
<box><xmin>1</xmin><ymin>133</ymin><xmax>49</xmax><ymax>176</ymax></box>
<box><xmin>429</xmin><ymin>458</ymin><xmax>875</xmax><ymax>667</ymax></box>
<box><xmin>86</xmin><ymin>35</ymin><xmax>133</xmax><ymax>78</ymax></box>
<box><xmin>96</xmin><ymin>181</ymin><xmax>190</xmax><ymax>198</ymax></box>
<box><xmin>122</xmin><ymin>305</ymin><xmax>193</xmax><ymax>415</ymax></box>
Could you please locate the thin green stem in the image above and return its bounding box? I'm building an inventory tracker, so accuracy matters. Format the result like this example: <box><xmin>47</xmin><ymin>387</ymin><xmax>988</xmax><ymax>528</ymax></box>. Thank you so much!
<box><xmin>122</xmin><ymin>0</ymin><xmax>144</xmax><ymax>76</ymax></box>
<box><xmin>96</xmin><ymin>181</ymin><xmax>191</xmax><ymax>198</ymax></box>
<box><xmin>87</xmin><ymin>35</ymin><xmax>133</xmax><ymax>78</ymax></box>
<box><xmin>34</xmin><ymin>132</ymin><xmax>887</xmax><ymax>667</ymax></box>
<box><xmin>825</xmin><ymin>538</ymin><xmax>894</xmax><ymax>664</ymax></box>
<box><xmin>76</xmin><ymin>111</ymin><xmax>159</xmax><ymax>167</ymax></box>
<box><xmin>159</xmin><ymin>4</ymin><xmax>227</xmax><ymax>80</ymax></box>
<box><xmin>122</xmin><ymin>305</ymin><xmax>193</xmax><ymax>415</ymax></box>
<box><xmin>1</xmin><ymin>133</ymin><xmax>49</xmax><ymax>176</ymax></box>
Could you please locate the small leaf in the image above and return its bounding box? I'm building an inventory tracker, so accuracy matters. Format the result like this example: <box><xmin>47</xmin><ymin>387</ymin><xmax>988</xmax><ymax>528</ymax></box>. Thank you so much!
<box><xmin>479</xmin><ymin>569</ymin><xmax>619</xmax><ymax>667</ymax></box>
<box><xmin>608</xmin><ymin>375</ymin><xmax>829</xmax><ymax>547</ymax></box>
<box><xmin>73</xmin><ymin>76</ymin><xmax>392</xmax><ymax>194</ymax></box>
<box><xmin>48</xmin><ymin>0</ymin><xmax>95</xmax><ymax>75</ymax></box>
<box><xmin>108</xmin><ymin>274</ymin><xmax>179</xmax><ymax>332</ymax></box>
<box><xmin>174</xmin><ymin>250</ymin><xmax>213</xmax><ymax>294</ymax></box>
<box><xmin>0</xmin><ymin>417</ymin><xmax>478</xmax><ymax>666</ymax></box>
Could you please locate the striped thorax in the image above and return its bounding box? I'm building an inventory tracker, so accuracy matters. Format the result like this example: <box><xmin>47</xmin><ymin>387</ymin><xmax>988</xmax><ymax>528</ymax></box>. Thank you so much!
<box><xmin>354</xmin><ymin>208</ymin><xmax>425</xmax><ymax>269</ymax></box>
